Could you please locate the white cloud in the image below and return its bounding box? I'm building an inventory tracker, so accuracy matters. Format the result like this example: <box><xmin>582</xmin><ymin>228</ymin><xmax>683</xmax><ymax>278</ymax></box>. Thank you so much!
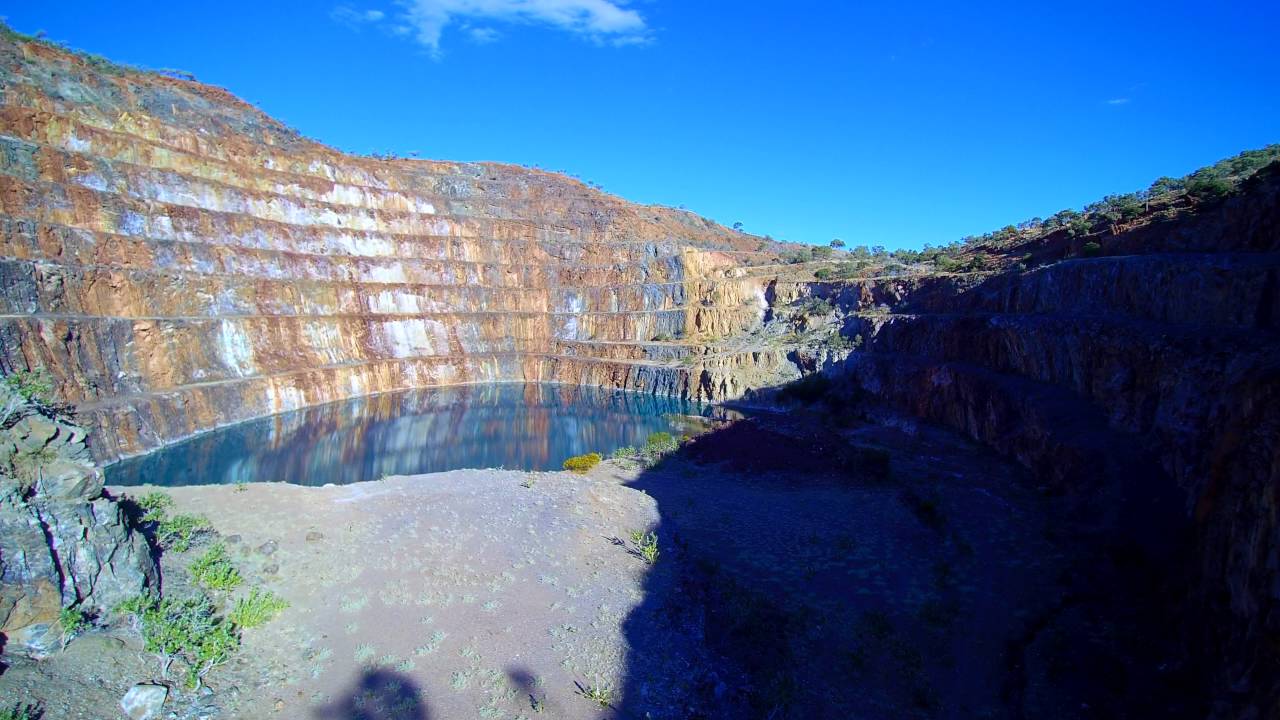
<box><xmin>467</xmin><ymin>26</ymin><xmax>501</xmax><ymax>44</ymax></box>
<box><xmin>1106</xmin><ymin>97</ymin><xmax>1130</xmax><ymax>105</ymax></box>
<box><xmin>397</xmin><ymin>0</ymin><xmax>649</xmax><ymax>55</ymax></box>
<box><xmin>332</xmin><ymin>6</ymin><xmax>387</xmax><ymax>27</ymax></box>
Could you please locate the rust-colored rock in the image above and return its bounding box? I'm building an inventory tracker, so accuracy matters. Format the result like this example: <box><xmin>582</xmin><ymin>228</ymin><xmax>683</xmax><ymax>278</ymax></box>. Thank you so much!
<box><xmin>0</xmin><ymin>34</ymin><xmax>811</xmax><ymax>462</ymax></box>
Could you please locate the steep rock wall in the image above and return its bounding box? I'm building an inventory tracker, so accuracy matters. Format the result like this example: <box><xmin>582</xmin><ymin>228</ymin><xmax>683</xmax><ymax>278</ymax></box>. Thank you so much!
<box><xmin>0</xmin><ymin>36</ymin><xmax>806</xmax><ymax>462</ymax></box>
<box><xmin>815</xmin><ymin>172</ymin><xmax>1280</xmax><ymax>716</ymax></box>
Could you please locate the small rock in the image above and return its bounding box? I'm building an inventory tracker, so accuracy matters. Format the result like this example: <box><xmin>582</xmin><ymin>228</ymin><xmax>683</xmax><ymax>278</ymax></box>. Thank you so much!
<box><xmin>262</xmin><ymin>563</ymin><xmax>279</xmax><ymax>575</ymax></box>
<box><xmin>305</xmin><ymin>531</ymin><xmax>324</xmax><ymax>542</ymax></box>
<box><xmin>257</xmin><ymin>540</ymin><xmax>278</xmax><ymax>556</ymax></box>
<box><xmin>121</xmin><ymin>682</ymin><xmax>168</xmax><ymax>720</ymax></box>
<box><xmin>225</xmin><ymin>534</ymin><xmax>242</xmax><ymax>544</ymax></box>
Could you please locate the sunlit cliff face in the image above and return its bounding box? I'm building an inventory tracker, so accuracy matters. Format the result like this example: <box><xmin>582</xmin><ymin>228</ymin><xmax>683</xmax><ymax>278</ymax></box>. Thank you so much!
<box><xmin>0</xmin><ymin>36</ymin><xmax>808</xmax><ymax>462</ymax></box>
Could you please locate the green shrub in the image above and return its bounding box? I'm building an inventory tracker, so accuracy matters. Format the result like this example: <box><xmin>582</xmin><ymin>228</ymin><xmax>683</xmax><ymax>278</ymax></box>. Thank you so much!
<box><xmin>609</xmin><ymin>445</ymin><xmax>637</xmax><ymax>460</ymax></box>
<box><xmin>189</xmin><ymin>543</ymin><xmax>242</xmax><ymax>591</ymax></box>
<box><xmin>629</xmin><ymin>530</ymin><xmax>660</xmax><ymax>565</ymax></box>
<box><xmin>158</xmin><ymin>514</ymin><xmax>213</xmax><ymax>553</ymax></box>
<box><xmin>634</xmin><ymin>432</ymin><xmax>679</xmax><ymax>465</ymax></box>
<box><xmin>1186</xmin><ymin>175</ymin><xmax>1231</xmax><ymax>202</ymax></box>
<box><xmin>646</xmin><ymin>432</ymin><xmax>675</xmax><ymax>449</ymax></box>
<box><xmin>229</xmin><ymin>588</ymin><xmax>289</xmax><ymax>629</ymax></box>
<box><xmin>2</xmin><ymin>370</ymin><xmax>53</xmax><ymax>405</ymax></box>
<box><xmin>134</xmin><ymin>493</ymin><xmax>213</xmax><ymax>551</ymax></box>
<box><xmin>562</xmin><ymin>453</ymin><xmax>602</xmax><ymax>473</ymax></box>
<box><xmin>578</xmin><ymin>679</ymin><xmax>614</xmax><ymax>708</ymax></box>
<box><xmin>795</xmin><ymin>297</ymin><xmax>835</xmax><ymax>316</ymax></box>
<box><xmin>57</xmin><ymin>606</ymin><xmax>89</xmax><ymax>649</ymax></box>
<box><xmin>0</xmin><ymin>704</ymin><xmax>40</xmax><ymax>720</ymax></box>
<box><xmin>137</xmin><ymin>492</ymin><xmax>174</xmax><ymax>522</ymax></box>
<box><xmin>1081</xmin><ymin>241</ymin><xmax>1102</xmax><ymax>257</ymax></box>
<box><xmin>119</xmin><ymin>593</ymin><xmax>239</xmax><ymax>688</ymax></box>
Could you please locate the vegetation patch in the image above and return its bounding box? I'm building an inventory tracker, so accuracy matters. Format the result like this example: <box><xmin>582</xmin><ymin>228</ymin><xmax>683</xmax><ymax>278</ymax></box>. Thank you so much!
<box><xmin>189</xmin><ymin>543</ymin><xmax>242</xmax><ymax>591</ymax></box>
<box><xmin>135</xmin><ymin>492</ymin><xmax>214</xmax><ymax>552</ymax></box>
<box><xmin>628</xmin><ymin>530</ymin><xmax>660</xmax><ymax>565</ymax></box>
<box><xmin>230</xmin><ymin>589</ymin><xmax>289</xmax><ymax>629</ymax></box>
<box><xmin>117</xmin><ymin>593</ymin><xmax>239</xmax><ymax>689</ymax></box>
<box><xmin>0</xmin><ymin>704</ymin><xmax>40</xmax><ymax>720</ymax></box>
<box><xmin>576</xmin><ymin>679</ymin><xmax>614</xmax><ymax>708</ymax></box>
<box><xmin>562</xmin><ymin>452</ymin><xmax>602</xmax><ymax>472</ymax></box>
<box><xmin>56</xmin><ymin>606</ymin><xmax>89</xmax><ymax>650</ymax></box>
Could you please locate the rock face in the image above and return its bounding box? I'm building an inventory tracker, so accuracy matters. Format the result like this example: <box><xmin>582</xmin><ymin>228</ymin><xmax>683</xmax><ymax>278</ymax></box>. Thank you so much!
<box><xmin>815</xmin><ymin>169</ymin><xmax>1280</xmax><ymax>717</ymax></box>
<box><xmin>0</xmin><ymin>384</ymin><xmax>157</xmax><ymax>656</ymax></box>
<box><xmin>0</xmin><ymin>34</ymin><xmax>815</xmax><ymax>463</ymax></box>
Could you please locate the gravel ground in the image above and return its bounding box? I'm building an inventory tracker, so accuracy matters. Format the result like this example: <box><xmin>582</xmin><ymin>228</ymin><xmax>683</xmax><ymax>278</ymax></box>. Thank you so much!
<box><xmin>1</xmin><ymin>415</ymin><xmax>1092</xmax><ymax>720</ymax></box>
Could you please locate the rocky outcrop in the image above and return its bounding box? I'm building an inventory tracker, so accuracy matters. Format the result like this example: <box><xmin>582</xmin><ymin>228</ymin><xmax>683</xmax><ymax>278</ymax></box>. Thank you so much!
<box><xmin>0</xmin><ymin>384</ymin><xmax>157</xmax><ymax>657</ymax></box>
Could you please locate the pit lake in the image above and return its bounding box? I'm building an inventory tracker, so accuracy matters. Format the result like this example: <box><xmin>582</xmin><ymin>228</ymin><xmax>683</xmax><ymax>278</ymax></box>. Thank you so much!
<box><xmin>105</xmin><ymin>383</ymin><xmax>726</xmax><ymax>487</ymax></box>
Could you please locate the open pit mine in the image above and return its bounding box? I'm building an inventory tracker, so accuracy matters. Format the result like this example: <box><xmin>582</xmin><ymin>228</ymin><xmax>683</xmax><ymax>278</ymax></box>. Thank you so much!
<box><xmin>0</xmin><ymin>27</ymin><xmax>1277</xmax><ymax>720</ymax></box>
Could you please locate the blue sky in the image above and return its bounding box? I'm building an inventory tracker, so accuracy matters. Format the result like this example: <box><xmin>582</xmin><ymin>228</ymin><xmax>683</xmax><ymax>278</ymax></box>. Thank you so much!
<box><xmin>5</xmin><ymin>1</ymin><xmax>1278</xmax><ymax>249</ymax></box>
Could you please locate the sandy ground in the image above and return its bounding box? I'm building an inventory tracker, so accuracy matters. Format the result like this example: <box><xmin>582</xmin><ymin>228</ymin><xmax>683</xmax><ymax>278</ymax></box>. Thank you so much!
<box><xmin>0</xmin><ymin>414</ymin><xmax>1098</xmax><ymax>719</ymax></box>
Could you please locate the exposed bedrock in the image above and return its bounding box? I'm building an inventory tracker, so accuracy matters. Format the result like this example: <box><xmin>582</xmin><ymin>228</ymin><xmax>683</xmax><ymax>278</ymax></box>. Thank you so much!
<box><xmin>0</xmin><ymin>36</ymin><xmax>810</xmax><ymax>461</ymax></box>
<box><xmin>0</xmin><ymin>384</ymin><xmax>157</xmax><ymax>657</ymax></box>
<box><xmin>816</xmin><ymin>173</ymin><xmax>1280</xmax><ymax>717</ymax></box>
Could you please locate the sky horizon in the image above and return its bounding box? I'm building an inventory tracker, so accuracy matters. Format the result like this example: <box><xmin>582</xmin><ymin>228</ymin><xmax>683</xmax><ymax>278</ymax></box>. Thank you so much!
<box><xmin>4</xmin><ymin>2</ymin><xmax>1278</xmax><ymax>249</ymax></box>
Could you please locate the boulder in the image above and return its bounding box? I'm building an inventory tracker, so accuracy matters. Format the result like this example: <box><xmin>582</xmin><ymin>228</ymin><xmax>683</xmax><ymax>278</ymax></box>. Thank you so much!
<box><xmin>120</xmin><ymin>683</ymin><xmax>169</xmax><ymax>720</ymax></box>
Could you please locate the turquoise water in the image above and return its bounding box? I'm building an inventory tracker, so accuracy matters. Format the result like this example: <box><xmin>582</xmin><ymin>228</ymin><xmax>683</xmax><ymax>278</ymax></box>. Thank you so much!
<box><xmin>105</xmin><ymin>383</ymin><xmax>718</xmax><ymax>487</ymax></box>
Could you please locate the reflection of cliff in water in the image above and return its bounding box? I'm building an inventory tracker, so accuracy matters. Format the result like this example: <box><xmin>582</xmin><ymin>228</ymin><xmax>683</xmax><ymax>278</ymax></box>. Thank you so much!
<box><xmin>106</xmin><ymin>383</ymin><xmax>728</xmax><ymax>487</ymax></box>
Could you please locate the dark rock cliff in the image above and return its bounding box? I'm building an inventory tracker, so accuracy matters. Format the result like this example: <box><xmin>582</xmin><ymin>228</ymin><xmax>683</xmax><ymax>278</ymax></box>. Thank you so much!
<box><xmin>813</xmin><ymin>167</ymin><xmax>1280</xmax><ymax>717</ymax></box>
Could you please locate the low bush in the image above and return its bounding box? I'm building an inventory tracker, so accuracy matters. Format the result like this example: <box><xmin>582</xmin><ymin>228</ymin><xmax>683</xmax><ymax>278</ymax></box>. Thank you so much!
<box><xmin>629</xmin><ymin>530</ymin><xmax>660</xmax><ymax>565</ymax></box>
<box><xmin>0</xmin><ymin>704</ymin><xmax>40</xmax><ymax>720</ymax></box>
<box><xmin>1081</xmin><ymin>241</ymin><xmax>1102</xmax><ymax>257</ymax></box>
<box><xmin>57</xmin><ymin>606</ymin><xmax>89</xmax><ymax>649</ymax></box>
<box><xmin>609</xmin><ymin>445</ymin><xmax>637</xmax><ymax>460</ymax></box>
<box><xmin>562</xmin><ymin>453</ymin><xmax>602</xmax><ymax>473</ymax></box>
<box><xmin>158</xmin><ymin>514</ymin><xmax>214</xmax><ymax>553</ymax></box>
<box><xmin>794</xmin><ymin>297</ymin><xmax>835</xmax><ymax>316</ymax></box>
<box><xmin>189</xmin><ymin>543</ymin><xmax>242</xmax><ymax>591</ymax></box>
<box><xmin>229</xmin><ymin>588</ymin><xmax>289</xmax><ymax>629</ymax></box>
<box><xmin>577</xmin><ymin>679</ymin><xmax>614</xmax><ymax>708</ymax></box>
<box><xmin>137</xmin><ymin>492</ymin><xmax>174</xmax><ymax>521</ymax></box>
<box><xmin>1186</xmin><ymin>175</ymin><xmax>1231</xmax><ymax>202</ymax></box>
<box><xmin>135</xmin><ymin>492</ymin><xmax>213</xmax><ymax>552</ymax></box>
<box><xmin>646</xmin><ymin>432</ymin><xmax>675</xmax><ymax>449</ymax></box>
<box><xmin>118</xmin><ymin>593</ymin><xmax>239</xmax><ymax>689</ymax></box>
<box><xmin>2</xmin><ymin>369</ymin><xmax>52</xmax><ymax>406</ymax></box>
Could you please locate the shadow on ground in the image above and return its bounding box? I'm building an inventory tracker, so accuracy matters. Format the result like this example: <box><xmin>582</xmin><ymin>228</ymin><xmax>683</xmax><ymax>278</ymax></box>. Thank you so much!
<box><xmin>611</xmin><ymin>390</ymin><xmax>1203</xmax><ymax>719</ymax></box>
<box><xmin>315</xmin><ymin>669</ymin><xmax>429</xmax><ymax>720</ymax></box>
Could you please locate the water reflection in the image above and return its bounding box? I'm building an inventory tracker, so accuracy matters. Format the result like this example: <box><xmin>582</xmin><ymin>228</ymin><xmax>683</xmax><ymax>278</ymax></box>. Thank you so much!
<box><xmin>106</xmin><ymin>383</ymin><xmax>726</xmax><ymax>487</ymax></box>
